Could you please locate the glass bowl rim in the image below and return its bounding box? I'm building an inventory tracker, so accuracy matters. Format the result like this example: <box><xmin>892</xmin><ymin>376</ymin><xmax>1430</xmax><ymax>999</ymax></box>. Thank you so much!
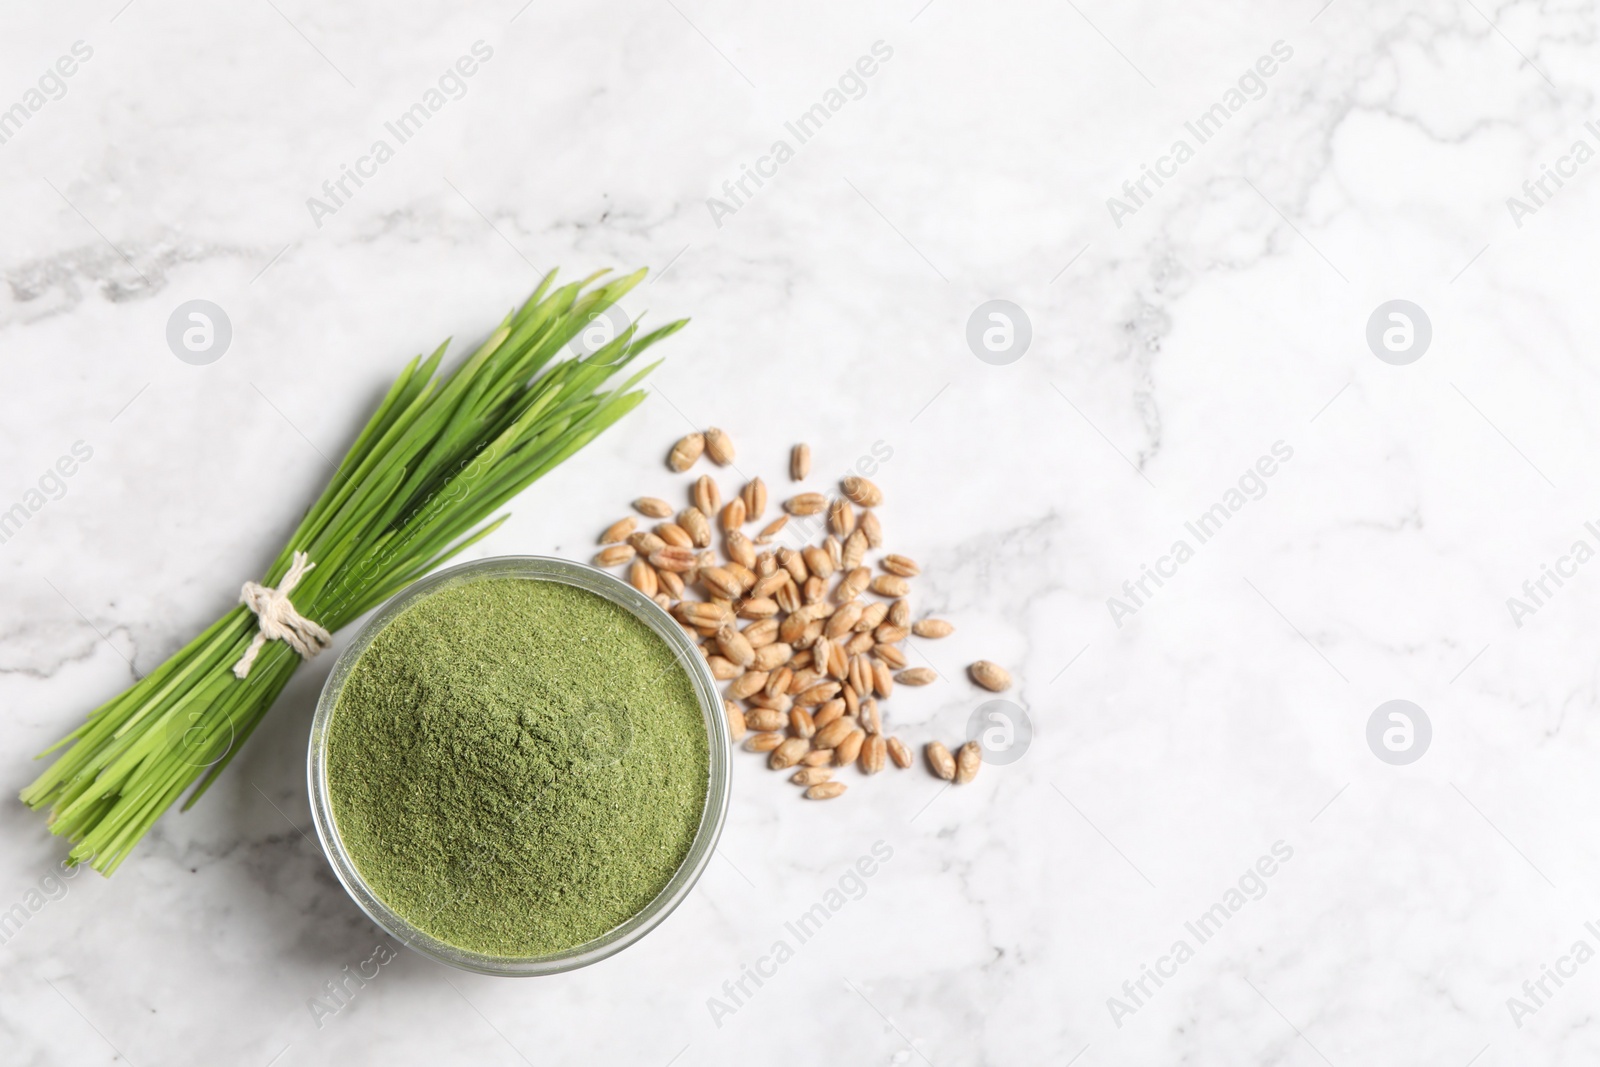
<box><xmin>306</xmin><ymin>554</ymin><xmax>731</xmax><ymax>977</ymax></box>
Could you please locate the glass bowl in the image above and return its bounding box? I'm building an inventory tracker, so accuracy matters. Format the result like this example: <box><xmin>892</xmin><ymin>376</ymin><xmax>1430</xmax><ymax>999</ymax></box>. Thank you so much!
<box><xmin>307</xmin><ymin>555</ymin><xmax>731</xmax><ymax>976</ymax></box>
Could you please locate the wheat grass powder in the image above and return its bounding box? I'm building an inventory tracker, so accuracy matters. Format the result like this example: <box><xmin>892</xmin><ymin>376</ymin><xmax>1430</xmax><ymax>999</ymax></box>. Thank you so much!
<box><xmin>324</xmin><ymin>576</ymin><xmax>709</xmax><ymax>958</ymax></box>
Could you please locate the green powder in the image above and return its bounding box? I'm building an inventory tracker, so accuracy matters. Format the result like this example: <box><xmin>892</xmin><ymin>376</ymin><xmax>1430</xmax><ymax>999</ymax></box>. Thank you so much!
<box><xmin>324</xmin><ymin>576</ymin><xmax>709</xmax><ymax>958</ymax></box>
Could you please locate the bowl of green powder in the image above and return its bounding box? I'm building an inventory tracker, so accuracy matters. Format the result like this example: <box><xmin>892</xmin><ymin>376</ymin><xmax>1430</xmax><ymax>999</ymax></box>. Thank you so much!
<box><xmin>308</xmin><ymin>555</ymin><xmax>729</xmax><ymax>976</ymax></box>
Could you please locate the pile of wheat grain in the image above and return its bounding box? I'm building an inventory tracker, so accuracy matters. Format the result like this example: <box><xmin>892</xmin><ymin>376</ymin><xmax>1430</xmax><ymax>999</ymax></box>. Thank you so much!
<box><xmin>591</xmin><ymin>429</ymin><xmax>1012</xmax><ymax>799</ymax></box>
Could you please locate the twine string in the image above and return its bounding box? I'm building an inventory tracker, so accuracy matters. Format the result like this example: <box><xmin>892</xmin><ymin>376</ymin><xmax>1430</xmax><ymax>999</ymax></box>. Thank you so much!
<box><xmin>232</xmin><ymin>551</ymin><xmax>332</xmax><ymax>679</ymax></box>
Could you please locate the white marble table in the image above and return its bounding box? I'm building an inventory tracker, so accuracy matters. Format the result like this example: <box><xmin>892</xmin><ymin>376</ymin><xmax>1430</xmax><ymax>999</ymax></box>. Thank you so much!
<box><xmin>4</xmin><ymin>1</ymin><xmax>1599</xmax><ymax>1063</ymax></box>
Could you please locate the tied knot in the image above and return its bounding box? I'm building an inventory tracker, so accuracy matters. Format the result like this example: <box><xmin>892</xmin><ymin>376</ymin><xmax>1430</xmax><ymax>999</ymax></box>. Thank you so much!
<box><xmin>232</xmin><ymin>551</ymin><xmax>332</xmax><ymax>679</ymax></box>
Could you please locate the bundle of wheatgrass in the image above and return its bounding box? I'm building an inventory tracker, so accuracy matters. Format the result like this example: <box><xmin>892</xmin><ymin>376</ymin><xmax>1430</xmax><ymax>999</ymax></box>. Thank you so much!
<box><xmin>22</xmin><ymin>268</ymin><xmax>684</xmax><ymax>874</ymax></box>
